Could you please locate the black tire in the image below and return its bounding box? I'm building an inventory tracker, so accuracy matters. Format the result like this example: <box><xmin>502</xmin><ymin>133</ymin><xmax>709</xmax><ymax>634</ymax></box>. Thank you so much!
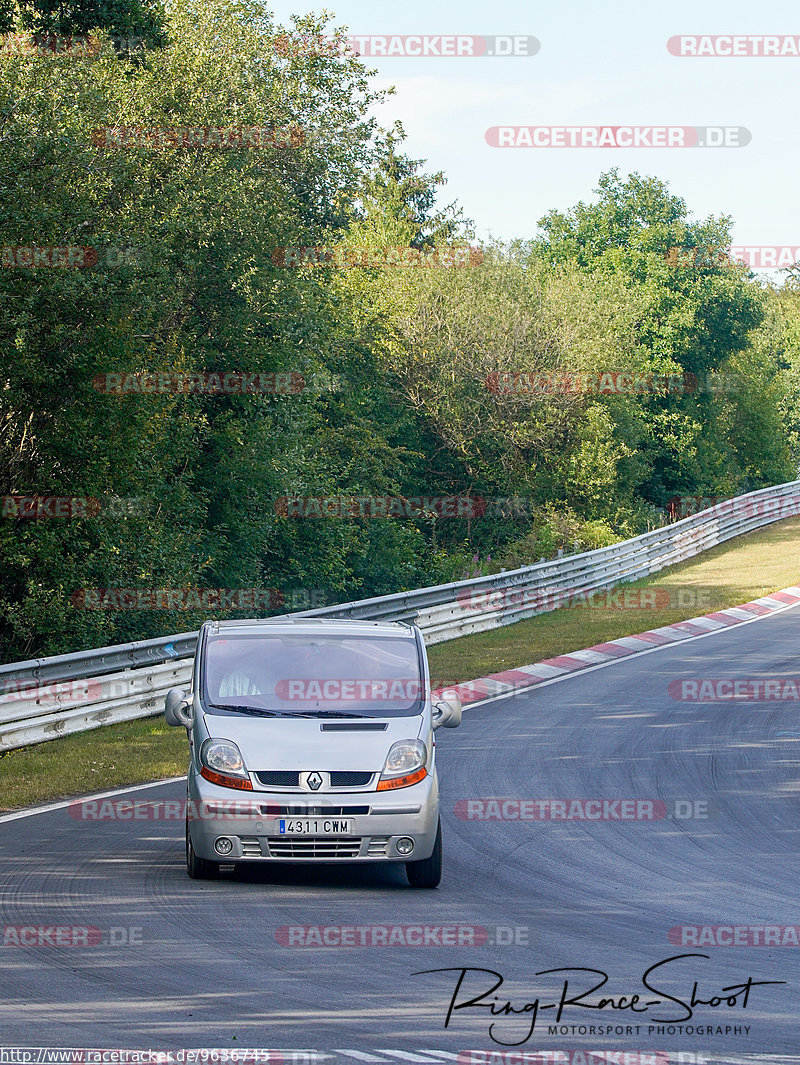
<box><xmin>186</xmin><ymin>820</ymin><xmax>219</xmax><ymax>879</ymax></box>
<box><xmin>406</xmin><ymin>819</ymin><xmax>442</xmax><ymax>888</ymax></box>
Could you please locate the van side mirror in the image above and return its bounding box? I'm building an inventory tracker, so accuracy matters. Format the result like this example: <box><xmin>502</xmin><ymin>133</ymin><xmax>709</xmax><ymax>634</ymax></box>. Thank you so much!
<box><xmin>165</xmin><ymin>688</ymin><xmax>193</xmax><ymax>728</ymax></box>
<box><xmin>432</xmin><ymin>690</ymin><xmax>462</xmax><ymax>730</ymax></box>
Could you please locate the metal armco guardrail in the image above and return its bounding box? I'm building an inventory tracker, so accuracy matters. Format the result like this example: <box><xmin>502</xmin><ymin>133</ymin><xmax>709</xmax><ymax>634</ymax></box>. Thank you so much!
<box><xmin>1</xmin><ymin>480</ymin><xmax>798</xmax><ymax>750</ymax></box>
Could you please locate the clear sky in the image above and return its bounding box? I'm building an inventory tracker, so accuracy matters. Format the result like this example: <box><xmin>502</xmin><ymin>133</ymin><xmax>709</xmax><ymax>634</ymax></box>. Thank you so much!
<box><xmin>266</xmin><ymin>0</ymin><xmax>799</xmax><ymax>259</ymax></box>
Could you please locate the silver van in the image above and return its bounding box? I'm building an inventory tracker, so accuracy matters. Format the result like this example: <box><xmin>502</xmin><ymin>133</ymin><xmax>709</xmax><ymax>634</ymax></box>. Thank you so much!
<box><xmin>165</xmin><ymin>617</ymin><xmax>461</xmax><ymax>887</ymax></box>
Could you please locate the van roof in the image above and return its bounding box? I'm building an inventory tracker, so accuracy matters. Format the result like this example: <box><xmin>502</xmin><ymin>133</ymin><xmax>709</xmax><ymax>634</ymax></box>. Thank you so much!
<box><xmin>203</xmin><ymin>617</ymin><xmax>416</xmax><ymax>639</ymax></box>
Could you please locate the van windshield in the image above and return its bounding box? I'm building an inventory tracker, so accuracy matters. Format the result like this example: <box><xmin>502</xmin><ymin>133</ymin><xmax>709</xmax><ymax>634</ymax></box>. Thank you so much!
<box><xmin>202</xmin><ymin>633</ymin><xmax>424</xmax><ymax>717</ymax></box>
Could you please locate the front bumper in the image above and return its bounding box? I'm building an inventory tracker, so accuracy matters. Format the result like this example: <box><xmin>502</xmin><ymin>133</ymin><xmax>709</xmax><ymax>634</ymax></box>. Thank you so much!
<box><xmin>186</xmin><ymin>769</ymin><xmax>440</xmax><ymax>863</ymax></box>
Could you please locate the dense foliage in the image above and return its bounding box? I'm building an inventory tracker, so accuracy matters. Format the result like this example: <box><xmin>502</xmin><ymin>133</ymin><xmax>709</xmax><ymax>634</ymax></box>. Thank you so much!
<box><xmin>1</xmin><ymin>0</ymin><xmax>798</xmax><ymax>661</ymax></box>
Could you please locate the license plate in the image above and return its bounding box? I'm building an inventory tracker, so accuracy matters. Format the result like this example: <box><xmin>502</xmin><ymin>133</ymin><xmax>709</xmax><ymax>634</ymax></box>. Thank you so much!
<box><xmin>278</xmin><ymin>818</ymin><xmax>354</xmax><ymax>836</ymax></box>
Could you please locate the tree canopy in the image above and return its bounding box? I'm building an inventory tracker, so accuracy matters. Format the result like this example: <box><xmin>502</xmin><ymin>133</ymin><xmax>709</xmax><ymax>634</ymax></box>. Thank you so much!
<box><xmin>0</xmin><ymin>5</ymin><xmax>797</xmax><ymax>662</ymax></box>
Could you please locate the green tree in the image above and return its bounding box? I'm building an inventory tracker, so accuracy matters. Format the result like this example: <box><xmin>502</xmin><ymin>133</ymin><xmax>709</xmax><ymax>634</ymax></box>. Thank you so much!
<box><xmin>536</xmin><ymin>169</ymin><xmax>790</xmax><ymax>502</ymax></box>
<box><xmin>1</xmin><ymin>0</ymin><xmax>167</xmax><ymax>48</ymax></box>
<box><xmin>0</xmin><ymin>0</ymin><xmax>385</xmax><ymax>659</ymax></box>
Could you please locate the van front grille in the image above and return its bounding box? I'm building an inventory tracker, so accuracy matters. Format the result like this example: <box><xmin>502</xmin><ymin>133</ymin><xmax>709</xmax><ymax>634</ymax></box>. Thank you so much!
<box><xmin>255</xmin><ymin>771</ymin><xmax>375</xmax><ymax>790</ymax></box>
<box><xmin>329</xmin><ymin>771</ymin><xmax>374</xmax><ymax>788</ymax></box>
<box><xmin>238</xmin><ymin>836</ymin><xmax>263</xmax><ymax>857</ymax></box>
<box><xmin>367</xmin><ymin>836</ymin><xmax>390</xmax><ymax>857</ymax></box>
<box><xmin>255</xmin><ymin>771</ymin><xmax>300</xmax><ymax>788</ymax></box>
<box><xmin>266</xmin><ymin>837</ymin><xmax>362</xmax><ymax>859</ymax></box>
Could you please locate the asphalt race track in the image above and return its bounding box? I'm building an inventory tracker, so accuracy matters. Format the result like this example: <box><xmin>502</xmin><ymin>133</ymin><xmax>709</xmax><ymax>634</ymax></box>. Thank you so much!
<box><xmin>1</xmin><ymin>604</ymin><xmax>799</xmax><ymax>1062</ymax></box>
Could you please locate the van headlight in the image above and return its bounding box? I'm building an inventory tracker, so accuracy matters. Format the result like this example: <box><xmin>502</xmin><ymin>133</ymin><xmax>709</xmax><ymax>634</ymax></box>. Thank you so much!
<box><xmin>377</xmin><ymin>739</ymin><xmax>427</xmax><ymax>791</ymax></box>
<box><xmin>200</xmin><ymin>739</ymin><xmax>253</xmax><ymax>790</ymax></box>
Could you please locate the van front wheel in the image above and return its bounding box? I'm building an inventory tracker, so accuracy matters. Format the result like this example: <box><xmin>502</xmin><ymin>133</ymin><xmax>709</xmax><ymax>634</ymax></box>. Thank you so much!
<box><xmin>406</xmin><ymin>819</ymin><xmax>442</xmax><ymax>888</ymax></box>
<box><xmin>186</xmin><ymin>821</ymin><xmax>219</xmax><ymax>879</ymax></box>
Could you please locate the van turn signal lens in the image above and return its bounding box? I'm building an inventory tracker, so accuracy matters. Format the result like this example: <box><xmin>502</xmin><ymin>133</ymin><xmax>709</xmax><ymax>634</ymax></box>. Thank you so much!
<box><xmin>376</xmin><ymin>767</ymin><xmax>427</xmax><ymax>791</ymax></box>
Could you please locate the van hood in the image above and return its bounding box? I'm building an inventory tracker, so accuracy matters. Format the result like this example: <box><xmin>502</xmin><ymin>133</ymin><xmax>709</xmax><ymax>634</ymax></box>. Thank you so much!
<box><xmin>201</xmin><ymin>712</ymin><xmax>425</xmax><ymax>773</ymax></box>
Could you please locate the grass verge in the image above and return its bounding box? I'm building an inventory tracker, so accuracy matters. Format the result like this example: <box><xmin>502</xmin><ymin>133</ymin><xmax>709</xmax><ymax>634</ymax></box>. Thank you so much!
<box><xmin>0</xmin><ymin>715</ymin><xmax>186</xmax><ymax>813</ymax></box>
<box><xmin>428</xmin><ymin>515</ymin><xmax>800</xmax><ymax>683</ymax></box>
<box><xmin>2</xmin><ymin>515</ymin><xmax>798</xmax><ymax>812</ymax></box>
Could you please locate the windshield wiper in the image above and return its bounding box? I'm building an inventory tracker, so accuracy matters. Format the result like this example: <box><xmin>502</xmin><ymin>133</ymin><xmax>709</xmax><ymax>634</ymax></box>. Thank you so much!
<box><xmin>206</xmin><ymin>705</ymin><xmax>391</xmax><ymax>719</ymax></box>
<box><xmin>292</xmin><ymin>710</ymin><xmax>375</xmax><ymax>719</ymax></box>
<box><xmin>206</xmin><ymin>704</ymin><xmax>292</xmax><ymax>717</ymax></box>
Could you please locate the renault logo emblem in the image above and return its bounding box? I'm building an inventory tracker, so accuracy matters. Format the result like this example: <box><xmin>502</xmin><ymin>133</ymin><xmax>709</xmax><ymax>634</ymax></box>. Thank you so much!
<box><xmin>307</xmin><ymin>771</ymin><xmax>323</xmax><ymax>791</ymax></box>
